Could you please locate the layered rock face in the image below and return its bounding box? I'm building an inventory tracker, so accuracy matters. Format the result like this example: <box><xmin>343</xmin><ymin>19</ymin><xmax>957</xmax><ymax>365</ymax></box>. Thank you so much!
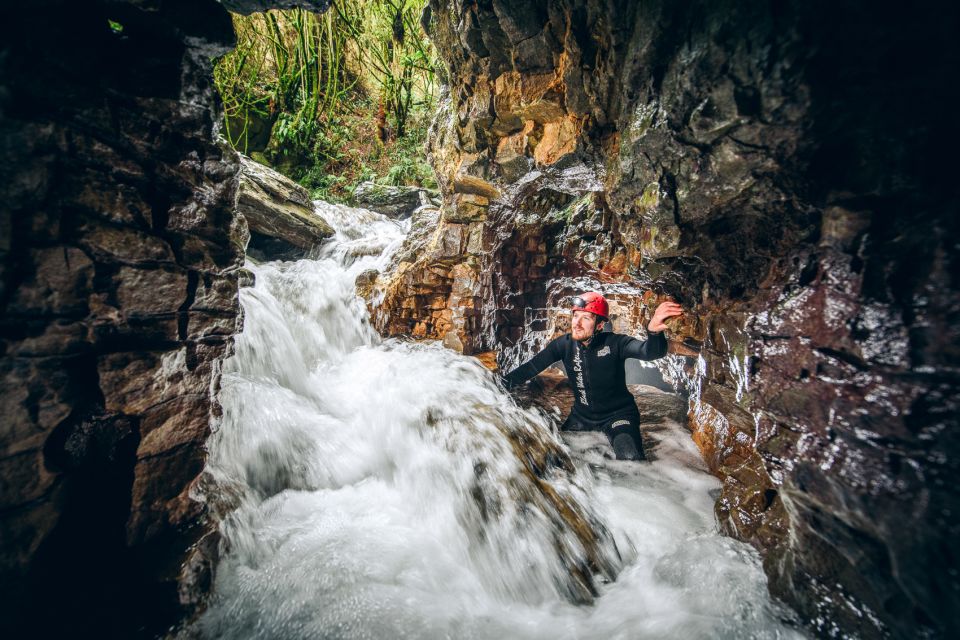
<box><xmin>0</xmin><ymin>2</ymin><xmax>238</xmax><ymax>634</ymax></box>
<box><xmin>237</xmin><ymin>154</ymin><xmax>333</xmax><ymax>260</ymax></box>
<box><xmin>1</xmin><ymin>0</ymin><xmax>956</xmax><ymax>637</ymax></box>
<box><xmin>0</xmin><ymin>0</ymin><xmax>324</xmax><ymax>635</ymax></box>
<box><xmin>376</xmin><ymin>1</ymin><xmax>959</xmax><ymax>637</ymax></box>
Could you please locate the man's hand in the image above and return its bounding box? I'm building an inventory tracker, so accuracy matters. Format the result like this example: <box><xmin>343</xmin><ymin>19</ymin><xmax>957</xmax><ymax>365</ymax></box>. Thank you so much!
<box><xmin>648</xmin><ymin>301</ymin><xmax>683</xmax><ymax>333</ymax></box>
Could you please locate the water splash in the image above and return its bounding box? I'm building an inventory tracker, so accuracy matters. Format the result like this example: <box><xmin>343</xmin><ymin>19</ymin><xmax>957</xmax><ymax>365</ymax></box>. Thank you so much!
<box><xmin>192</xmin><ymin>201</ymin><xmax>806</xmax><ymax>639</ymax></box>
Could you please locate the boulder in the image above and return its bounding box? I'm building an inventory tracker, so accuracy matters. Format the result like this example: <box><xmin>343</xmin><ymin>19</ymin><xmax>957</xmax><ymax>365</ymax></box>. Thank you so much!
<box><xmin>236</xmin><ymin>155</ymin><xmax>333</xmax><ymax>260</ymax></box>
<box><xmin>351</xmin><ymin>180</ymin><xmax>439</xmax><ymax>219</ymax></box>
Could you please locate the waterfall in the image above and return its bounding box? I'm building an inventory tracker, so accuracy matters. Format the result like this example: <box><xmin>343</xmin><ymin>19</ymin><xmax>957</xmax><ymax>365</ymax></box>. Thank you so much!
<box><xmin>190</xmin><ymin>202</ymin><xmax>805</xmax><ymax>640</ymax></box>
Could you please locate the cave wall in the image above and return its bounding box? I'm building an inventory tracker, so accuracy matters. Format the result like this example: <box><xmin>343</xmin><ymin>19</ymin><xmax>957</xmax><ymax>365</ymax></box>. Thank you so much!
<box><xmin>0</xmin><ymin>0</ymin><xmax>324</xmax><ymax>635</ymax></box>
<box><xmin>0</xmin><ymin>1</ymin><xmax>241</xmax><ymax>633</ymax></box>
<box><xmin>377</xmin><ymin>1</ymin><xmax>960</xmax><ymax>637</ymax></box>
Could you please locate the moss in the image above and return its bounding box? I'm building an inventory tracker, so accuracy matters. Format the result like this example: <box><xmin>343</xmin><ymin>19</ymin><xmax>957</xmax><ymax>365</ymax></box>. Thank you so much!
<box><xmin>634</xmin><ymin>182</ymin><xmax>661</xmax><ymax>214</ymax></box>
<box><xmin>625</xmin><ymin>101</ymin><xmax>661</xmax><ymax>142</ymax></box>
<box><xmin>559</xmin><ymin>193</ymin><xmax>593</xmax><ymax>224</ymax></box>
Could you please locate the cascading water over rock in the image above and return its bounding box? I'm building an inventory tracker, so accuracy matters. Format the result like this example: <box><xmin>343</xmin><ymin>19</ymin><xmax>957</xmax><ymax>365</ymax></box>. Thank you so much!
<box><xmin>191</xmin><ymin>201</ymin><xmax>806</xmax><ymax>639</ymax></box>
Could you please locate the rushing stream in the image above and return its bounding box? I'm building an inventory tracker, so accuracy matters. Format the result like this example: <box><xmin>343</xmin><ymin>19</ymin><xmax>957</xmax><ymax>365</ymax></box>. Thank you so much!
<box><xmin>191</xmin><ymin>202</ymin><xmax>805</xmax><ymax>639</ymax></box>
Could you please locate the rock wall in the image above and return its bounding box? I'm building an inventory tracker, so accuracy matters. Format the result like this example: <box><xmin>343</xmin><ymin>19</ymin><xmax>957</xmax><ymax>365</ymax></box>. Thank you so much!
<box><xmin>0</xmin><ymin>0</ymin><xmax>328</xmax><ymax>635</ymax></box>
<box><xmin>376</xmin><ymin>1</ymin><xmax>960</xmax><ymax>637</ymax></box>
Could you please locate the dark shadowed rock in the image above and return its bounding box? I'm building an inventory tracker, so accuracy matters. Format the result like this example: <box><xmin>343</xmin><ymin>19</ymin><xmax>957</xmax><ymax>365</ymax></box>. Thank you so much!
<box><xmin>1</xmin><ymin>0</ymin><xmax>956</xmax><ymax>638</ymax></box>
<box><xmin>0</xmin><ymin>0</ymin><xmax>245</xmax><ymax>635</ymax></box>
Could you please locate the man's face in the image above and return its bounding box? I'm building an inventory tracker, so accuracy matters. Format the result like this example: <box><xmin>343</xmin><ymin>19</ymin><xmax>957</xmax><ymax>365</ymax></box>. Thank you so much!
<box><xmin>571</xmin><ymin>310</ymin><xmax>601</xmax><ymax>341</ymax></box>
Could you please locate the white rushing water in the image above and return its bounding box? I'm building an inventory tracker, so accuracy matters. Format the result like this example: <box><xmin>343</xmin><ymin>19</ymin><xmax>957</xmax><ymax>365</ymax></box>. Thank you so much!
<box><xmin>192</xmin><ymin>202</ymin><xmax>805</xmax><ymax>640</ymax></box>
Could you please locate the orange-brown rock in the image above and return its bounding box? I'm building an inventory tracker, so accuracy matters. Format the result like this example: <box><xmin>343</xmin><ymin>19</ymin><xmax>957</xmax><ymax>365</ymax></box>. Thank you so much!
<box><xmin>373</xmin><ymin>212</ymin><xmax>486</xmax><ymax>352</ymax></box>
<box><xmin>533</xmin><ymin>115</ymin><xmax>581</xmax><ymax>166</ymax></box>
<box><xmin>472</xmin><ymin>350</ymin><xmax>499</xmax><ymax>371</ymax></box>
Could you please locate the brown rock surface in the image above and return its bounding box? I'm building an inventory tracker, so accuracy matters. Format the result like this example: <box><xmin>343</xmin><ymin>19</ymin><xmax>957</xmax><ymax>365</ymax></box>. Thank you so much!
<box><xmin>373</xmin><ymin>2</ymin><xmax>960</xmax><ymax>638</ymax></box>
<box><xmin>0</xmin><ymin>0</ymin><xmax>324</xmax><ymax>635</ymax></box>
<box><xmin>0</xmin><ymin>0</ymin><xmax>955</xmax><ymax>638</ymax></box>
<box><xmin>236</xmin><ymin>154</ymin><xmax>333</xmax><ymax>260</ymax></box>
<box><xmin>350</xmin><ymin>180</ymin><xmax>438</xmax><ymax>219</ymax></box>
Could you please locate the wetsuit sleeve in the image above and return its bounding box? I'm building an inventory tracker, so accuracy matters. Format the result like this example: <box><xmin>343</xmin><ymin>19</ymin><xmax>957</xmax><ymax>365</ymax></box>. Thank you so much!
<box><xmin>619</xmin><ymin>330</ymin><xmax>668</xmax><ymax>361</ymax></box>
<box><xmin>502</xmin><ymin>336</ymin><xmax>564</xmax><ymax>388</ymax></box>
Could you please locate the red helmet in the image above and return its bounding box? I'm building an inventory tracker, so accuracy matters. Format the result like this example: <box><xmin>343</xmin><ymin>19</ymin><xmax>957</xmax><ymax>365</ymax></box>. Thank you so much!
<box><xmin>570</xmin><ymin>292</ymin><xmax>609</xmax><ymax>320</ymax></box>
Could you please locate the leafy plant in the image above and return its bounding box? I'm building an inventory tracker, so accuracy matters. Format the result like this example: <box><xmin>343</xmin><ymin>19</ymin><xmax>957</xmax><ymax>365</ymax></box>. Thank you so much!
<box><xmin>213</xmin><ymin>2</ymin><xmax>441</xmax><ymax>199</ymax></box>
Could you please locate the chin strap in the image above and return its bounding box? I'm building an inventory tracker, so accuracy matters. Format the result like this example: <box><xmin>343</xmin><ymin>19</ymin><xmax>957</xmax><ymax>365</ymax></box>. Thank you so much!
<box><xmin>573</xmin><ymin>315</ymin><xmax>605</xmax><ymax>344</ymax></box>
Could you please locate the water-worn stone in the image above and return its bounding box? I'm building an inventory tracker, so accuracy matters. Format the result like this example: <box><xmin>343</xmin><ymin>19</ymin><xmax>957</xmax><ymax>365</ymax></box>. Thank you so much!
<box><xmin>236</xmin><ymin>154</ymin><xmax>333</xmax><ymax>259</ymax></box>
<box><xmin>351</xmin><ymin>180</ymin><xmax>438</xmax><ymax>219</ymax></box>
<box><xmin>2</xmin><ymin>0</ymin><xmax>956</xmax><ymax>638</ymax></box>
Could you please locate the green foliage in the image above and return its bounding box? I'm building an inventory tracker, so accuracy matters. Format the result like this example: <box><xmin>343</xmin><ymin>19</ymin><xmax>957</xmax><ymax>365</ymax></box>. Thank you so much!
<box><xmin>213</xmin><ymin>1</ymin><xmax>441</xmax><ymax>201</ymax></box>
<box><xmin>214</xmin><ymin>8</ymin><xmax>352</xmax><ymax>157</ymax></box>
<box><xmin>383</xmin><ymin>118</ymin><xmax>436</xmax><ymax>188</ymax></box>
<box><xmin>299</xmin><ymin>167</ymin><xmax>349</xmax><ymax>201</ymax></box>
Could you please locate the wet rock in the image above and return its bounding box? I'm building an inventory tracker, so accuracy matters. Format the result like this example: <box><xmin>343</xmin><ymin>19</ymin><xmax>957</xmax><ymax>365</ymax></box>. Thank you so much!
<box><xmin>351</xmin><ymin>180</ymin><xmax>438</xmax><ymax>219</ymax></box>
<box><xmin>373</xmin><ymin>2</ymin><xmax>960</xmax><ymax>638</ymax></box>
<box><xmin>236</xmin><ymin>154</ymin><xmax>333</xmax><ymax>260</ymax></box>
<box><xmin>435</xmin><ymin>397</ymin><xmax>621</xmax><ymax>604</ymax></box>
<box><xmin>0</xmin><ymin>0</ymin><xmax>246</xmax><ymax>634</ymax></box>
<box><xmin>374</xmin><ymin>203</ymin><xmax>487</xmax><ymax>353</ymax></box>
<box><xmin>533</xmin><ymin>116</ymin><xmax>581</xmax><ymax>166</ymax></box>
<box><xmin>445</xmin><ymin>193</ymin><xmax>489</xmax><ymax>223</ymax></box>
<box><xmin>236</xmin><ymin>267</ymin><xmax>256</xmax><ymax>289</ymax></box>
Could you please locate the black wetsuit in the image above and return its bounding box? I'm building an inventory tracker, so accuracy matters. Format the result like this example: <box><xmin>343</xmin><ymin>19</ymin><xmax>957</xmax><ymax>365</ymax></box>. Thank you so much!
<box><xmin>504</xmin><ymin>330</ymin><xmax>668</xmax><ymax>459</ymax></box>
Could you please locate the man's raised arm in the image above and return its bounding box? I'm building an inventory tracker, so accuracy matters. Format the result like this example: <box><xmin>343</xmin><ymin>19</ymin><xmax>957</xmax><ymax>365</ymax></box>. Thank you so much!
<box><xmin>620</xmin><ymin>331</ymin><xmax>668</xmax><ymax>361</ymax></box>
<box><xmin>621</xmin><ymin>300</ymin><xmax>683</xmax><ymax>361</ymax></box>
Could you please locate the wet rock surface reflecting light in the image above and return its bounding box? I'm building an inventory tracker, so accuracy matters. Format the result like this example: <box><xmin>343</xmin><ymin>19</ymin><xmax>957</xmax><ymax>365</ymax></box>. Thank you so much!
<box><xmin>374</xmin><ymin>2</ymin><xmax>960</xmax><ymax>637</ymax></box>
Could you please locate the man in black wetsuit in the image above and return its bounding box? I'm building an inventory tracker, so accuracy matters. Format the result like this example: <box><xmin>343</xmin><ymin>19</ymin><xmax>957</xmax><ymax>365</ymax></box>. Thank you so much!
<box><xmin>503</xmin><ymin>292</ymin><xmax>683</xmax><ymax>460</ymax></box>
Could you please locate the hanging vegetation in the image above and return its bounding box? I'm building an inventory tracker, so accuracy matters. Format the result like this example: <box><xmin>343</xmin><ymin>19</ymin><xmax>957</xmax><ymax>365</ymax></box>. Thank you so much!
<box><xmin>213</xmin><ymin>0</ymin><xmax>441</xmax><ymax>200</ymax></box>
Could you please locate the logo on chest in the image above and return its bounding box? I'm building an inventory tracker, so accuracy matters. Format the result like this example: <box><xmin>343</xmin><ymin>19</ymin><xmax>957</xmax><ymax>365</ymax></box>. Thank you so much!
<box><xmin>573</xmin><ymin>346</ymin><xmax>589</xmax><ymax>405</ymax></box>
<box><xmin>597</xmin><ymin>346</ymin><xmax>611</xmax><ymax>357</ymax></box>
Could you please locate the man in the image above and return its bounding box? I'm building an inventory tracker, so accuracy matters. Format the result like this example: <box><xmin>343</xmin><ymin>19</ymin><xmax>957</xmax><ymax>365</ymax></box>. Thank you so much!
<box><xmin>503</xmin><ymin>292</ymin><xmax>683</xmax><ymax>460</ymax></box>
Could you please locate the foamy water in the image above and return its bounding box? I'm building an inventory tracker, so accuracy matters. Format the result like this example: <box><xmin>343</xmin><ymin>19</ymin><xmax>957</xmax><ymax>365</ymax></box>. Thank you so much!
<box><xmin>191</xmin><ymin>202</ymin><xmax>804</xmax><ymax>640</ymax></box>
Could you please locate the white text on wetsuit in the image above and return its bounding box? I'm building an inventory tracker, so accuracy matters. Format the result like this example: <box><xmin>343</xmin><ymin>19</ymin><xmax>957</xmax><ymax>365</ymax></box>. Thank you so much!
<box><xmin>573</xmin><ymin>344</ymin><xmax>589</xmax><ymax>405</ymax></box>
